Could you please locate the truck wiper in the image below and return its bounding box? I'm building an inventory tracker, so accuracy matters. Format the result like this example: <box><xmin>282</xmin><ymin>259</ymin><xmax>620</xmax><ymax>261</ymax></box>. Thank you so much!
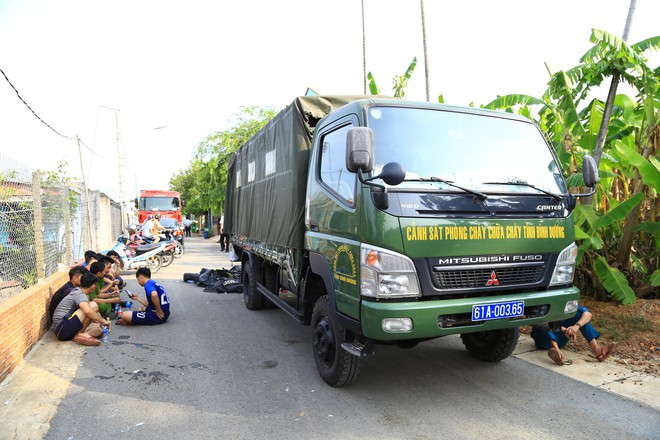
<box><xmin>482</xmin><ymin>181</ymin><xmax>562</xmax><ymax>201</ymax></box>
<box><xmin>404</xmin><ymin>177</ymin><xmax>488</xmax><ymax>200</ymax></box>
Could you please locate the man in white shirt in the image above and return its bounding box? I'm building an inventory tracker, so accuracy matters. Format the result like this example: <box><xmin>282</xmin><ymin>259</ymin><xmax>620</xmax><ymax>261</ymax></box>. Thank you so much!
<box><xmin>141</xmin><ymin>215</ymin><xmax>155</xmax><ymax>239</ymax></box>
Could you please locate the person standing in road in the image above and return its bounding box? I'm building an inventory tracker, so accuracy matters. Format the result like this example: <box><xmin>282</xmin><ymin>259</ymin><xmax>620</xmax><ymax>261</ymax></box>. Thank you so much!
<box><xmin>117</xmin><ymin>267</ymin><xmax>170</xmax><ymax>325</ymax></box>
<box><xmin>183</xmin><ymin>217</ymin><xmax>192</xmax><ymax>237</ymax></box>
<box><xmin>220</xmin><ymin>229</ymin><xmax>230</xmax><ymax>252</ymax></box>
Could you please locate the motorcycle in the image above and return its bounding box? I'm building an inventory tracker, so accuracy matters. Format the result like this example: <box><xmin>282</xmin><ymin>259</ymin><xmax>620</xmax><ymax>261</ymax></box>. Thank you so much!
<box><xmin>126</xmin><ymin>232</ymin><xmax>177</xmax><ymax>268</ymax></box>
<box><xmin>106</xmin><ymin>234</ymin><xmax>166</xmax><ymax>273</ymax></box>
<box><xmin>163</xmin><ymin>229</ymin><xmax>184</xmax><ymax>259</ymax></box>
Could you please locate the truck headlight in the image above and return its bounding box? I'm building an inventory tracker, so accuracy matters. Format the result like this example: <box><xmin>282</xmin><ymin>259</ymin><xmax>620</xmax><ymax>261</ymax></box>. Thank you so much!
<box><xmin>549</xmin><ymin>242</ymin><xmax>577</xmax><ymax>286</ymax></box>
<box><xmin>360</xmin><ymin>245</ymin><xmax>421</xmax><ymax>299</ymax></box>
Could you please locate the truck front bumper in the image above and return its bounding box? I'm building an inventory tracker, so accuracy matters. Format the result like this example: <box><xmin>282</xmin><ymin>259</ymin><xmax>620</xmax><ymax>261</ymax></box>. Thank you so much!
<box><xmin>360</xmin><ymin>287</ymin><xmax>579</xmax><ymax>340</ymax></box>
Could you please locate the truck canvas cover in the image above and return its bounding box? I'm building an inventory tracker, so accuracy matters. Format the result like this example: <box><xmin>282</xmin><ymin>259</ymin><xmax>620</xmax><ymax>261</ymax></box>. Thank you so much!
<box><xmin>225</xmin><ymin>96</ymin><xmax>364</xmax><ymax>250</ymax></box>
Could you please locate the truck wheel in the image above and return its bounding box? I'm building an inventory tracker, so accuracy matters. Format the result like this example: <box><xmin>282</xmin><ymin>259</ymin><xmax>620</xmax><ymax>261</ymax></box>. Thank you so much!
<box><xmin>147</xmin><ymin>254</ymin><xmax>162</xmax><ymax>273</ymax></box>
<box><xmin>311</xmin><ymin>296</ymin><xmax>360</xmax><ymax>387</ymax></box>
<box><xmin>460</xmin><ymin>327</ymin><xmax>519</xmax><ymax>362</ymax></box>
<box><xmin>242</xmin><ymin>260</ymin><xmax>263</xmax><ymax>310</ymax></box>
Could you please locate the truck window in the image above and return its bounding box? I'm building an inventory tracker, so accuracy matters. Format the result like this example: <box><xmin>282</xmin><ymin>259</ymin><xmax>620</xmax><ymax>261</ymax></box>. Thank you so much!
<box><xmin>319</xmin><ymin>124</ymin><xmax>356</xmax><ymax>205</ymax></box>
<box><xmin>367</xmin><ymin>107</ymin><xmax>567</xmax><ymax>195</ymax></box>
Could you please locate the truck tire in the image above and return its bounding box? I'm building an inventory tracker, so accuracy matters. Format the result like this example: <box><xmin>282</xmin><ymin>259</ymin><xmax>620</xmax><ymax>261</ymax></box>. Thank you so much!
<box><xmin>147</xmin><ymin>254</ymin><xmax>162</xmax><ymax>273</ymax></box>
<box><xmin>311</xmin><ymin>296</ymin><xmax>360</xmax><ymax>387</ymax></box>
<box><xmin>460</xmin><ymin>327</ymin><xmax>519</xmax><ymax>362</ymax></box>
<box><xmin>242</xmin><ymin>260</ymin><xmax>264</xmax><ymax>310</ymax></box>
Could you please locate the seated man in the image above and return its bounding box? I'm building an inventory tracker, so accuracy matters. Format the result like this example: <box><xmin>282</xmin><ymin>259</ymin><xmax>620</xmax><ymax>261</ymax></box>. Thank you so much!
<box><xmin>49</xmin><ymin>266</ymin><xmax>88</xmax><ymax>321</ymax></box>
<box><xmin>531</xmin><ymin>305</ymin><xmax>615</xmax><ymax>365</ymax></box>
<box><xmin>82</xmin><ymin>250</ymin><xmax>98</xmax><ymax>268</ymax></box>
<box><xmin>105</xmin><ymin>251</ymin><xmax>126</xmax><ymax>289</ymax></box>
<box><xmin>117</xmin><ymin>267</ymin><xmax>169</xmax><ymax>325</ymax></box>
<box><xmin>89</xmin><ymin>261</ymin><xmax>121</xmax><ymax>317</ymax></box>
<box><xmin>52</xmin><ymin>272</ymin><xmax>110</xmax><ymax>346</ymax></box>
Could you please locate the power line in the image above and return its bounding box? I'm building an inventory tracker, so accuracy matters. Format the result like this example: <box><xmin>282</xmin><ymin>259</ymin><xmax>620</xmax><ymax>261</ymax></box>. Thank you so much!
<box><xmin>0</xmin><ymin>67</ymin><xmax>75</xmax><ymax>141</ymax></box>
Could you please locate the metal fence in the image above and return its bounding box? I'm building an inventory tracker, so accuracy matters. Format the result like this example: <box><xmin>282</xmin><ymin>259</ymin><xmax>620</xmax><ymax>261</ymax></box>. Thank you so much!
<box><xmin>0</xmin><ymin>153</ymin><xmax>121</xmax><ymax>302</ymax></box>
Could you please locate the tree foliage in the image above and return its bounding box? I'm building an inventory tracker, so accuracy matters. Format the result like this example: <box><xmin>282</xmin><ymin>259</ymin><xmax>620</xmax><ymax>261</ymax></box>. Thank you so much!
<box><xmin>170</xmin><ymin>106</ymin><xmax>277</xmax><ymax>217</ymax></box>
<box><xmin>368</xmin><ymin>57</ymin><xmax>417</xmax><ymax>97</ymax></box>
<box><xmin>483</xmin><ymin>29</ymin><xmax>660</xmax><ymax>303</ymax></box>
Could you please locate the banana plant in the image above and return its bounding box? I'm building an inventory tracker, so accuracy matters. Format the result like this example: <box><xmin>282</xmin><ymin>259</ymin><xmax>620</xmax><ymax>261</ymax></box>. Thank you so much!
<box><xmin>482</xmin><ymin>29</ymin><xmax>660</xmax><ymax>303</ymax></box>
<box><xmin>367</xmin><ymin>57</ymin><xmax>417</xmax><ymax>97</ymax></box>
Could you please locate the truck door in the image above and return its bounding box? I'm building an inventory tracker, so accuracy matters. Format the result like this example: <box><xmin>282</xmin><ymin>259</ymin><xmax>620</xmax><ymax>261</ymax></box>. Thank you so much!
<box><xmin>307</xmin><ymin>116</ymin><xmax>362</xmax><ymax>319</ymax></box>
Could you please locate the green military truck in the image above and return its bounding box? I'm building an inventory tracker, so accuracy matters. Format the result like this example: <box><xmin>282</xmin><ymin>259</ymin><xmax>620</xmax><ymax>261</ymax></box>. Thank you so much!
<box><xmin>224</xmin><ymin>95</ymin><xmax>598</xmax><ymax>387</ymax></box>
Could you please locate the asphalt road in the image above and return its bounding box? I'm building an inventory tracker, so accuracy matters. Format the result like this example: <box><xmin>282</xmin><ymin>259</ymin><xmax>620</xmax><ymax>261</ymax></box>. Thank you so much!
<box><xmin>44</xmin><ymin>236</ymin><xmax>659</xmax><ymax>440</ymax></box>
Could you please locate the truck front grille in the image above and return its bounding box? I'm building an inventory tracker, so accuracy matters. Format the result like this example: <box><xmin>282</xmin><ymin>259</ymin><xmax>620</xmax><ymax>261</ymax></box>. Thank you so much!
<box><xmin>432</xmin><ymin>265</ymin><xmax>545</xmax><ymax>290</ymax></box>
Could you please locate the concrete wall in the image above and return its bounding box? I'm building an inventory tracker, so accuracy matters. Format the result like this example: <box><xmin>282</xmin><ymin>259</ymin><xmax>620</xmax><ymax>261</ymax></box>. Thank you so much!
<box><xmin>0</xmin><ymin>270</ymin><xmax>68</xmax><ymax>383</ymax></box>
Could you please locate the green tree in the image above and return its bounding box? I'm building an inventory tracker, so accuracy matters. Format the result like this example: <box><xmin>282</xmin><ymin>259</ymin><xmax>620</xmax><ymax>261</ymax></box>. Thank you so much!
<box><xmin>170</xmin><ymin>106</ymin><xmax>277</xmax><ymax>218</ymax></box>
<box><xmin>483</xmin><ymin>29</ymin><xmax>660</xmax><ymax>303</ymax></box>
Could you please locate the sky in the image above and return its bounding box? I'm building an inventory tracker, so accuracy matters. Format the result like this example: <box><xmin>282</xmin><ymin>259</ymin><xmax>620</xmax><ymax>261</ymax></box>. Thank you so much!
<box><xmin>1</xmin><ymin>0</ymin><xmax>659</xmax><ymax>202</ymax></box>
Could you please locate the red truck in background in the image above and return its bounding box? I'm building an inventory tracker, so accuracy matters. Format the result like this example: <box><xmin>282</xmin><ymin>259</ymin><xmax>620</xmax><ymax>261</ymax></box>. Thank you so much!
<box><xmin>137</xmin><ymin>190</ymin><xmax>182</xmax><ymax>224</ymax></box>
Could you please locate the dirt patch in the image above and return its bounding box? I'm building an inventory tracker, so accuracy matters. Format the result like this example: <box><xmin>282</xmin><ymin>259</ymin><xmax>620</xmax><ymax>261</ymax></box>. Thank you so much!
<box><xmin>522</xmin><ymin>298</ymin><xmax>659</xmax><ymax>376</ymax></box>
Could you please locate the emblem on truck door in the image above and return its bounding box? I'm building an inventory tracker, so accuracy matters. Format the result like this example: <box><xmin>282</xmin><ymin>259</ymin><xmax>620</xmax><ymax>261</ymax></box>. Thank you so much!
<box><xmin>486</xmin><ymin>271</ymin><xmax>500</xmax><ymax>286</ymax></box>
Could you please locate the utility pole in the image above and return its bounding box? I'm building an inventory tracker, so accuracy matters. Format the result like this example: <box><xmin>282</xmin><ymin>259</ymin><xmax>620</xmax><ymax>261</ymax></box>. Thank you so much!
<box><xmin>420</xmin><ymin>0</ymin><xmax>430</xmax><ymax>102</ymax></box>
<box><xmin>114</xmin><ymin>109</ymin><xmax>129</xmax><ymax>227</ymax></box>
<box><xmin>361</xmin><ymin>0</ymin><xmax>367</xmax><ymax>95</ymax></box>
<box><xmin>77</xmin><ymin>136</ymin><xmax>95</xmax><ymax>251</ymax></box>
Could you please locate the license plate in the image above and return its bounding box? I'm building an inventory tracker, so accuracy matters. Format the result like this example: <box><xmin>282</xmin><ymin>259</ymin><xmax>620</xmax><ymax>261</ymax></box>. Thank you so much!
<box><xmin>472</xmin><ymin>301</ymin><xmax>524</xmax><ymax>321</ymax></box>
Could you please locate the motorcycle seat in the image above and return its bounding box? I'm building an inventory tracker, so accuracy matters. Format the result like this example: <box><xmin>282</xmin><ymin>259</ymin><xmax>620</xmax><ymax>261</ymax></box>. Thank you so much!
<box><xmin>136</xmin><ymin>243</ymin><xmax>161</xmax><ymax>254</ymax></box>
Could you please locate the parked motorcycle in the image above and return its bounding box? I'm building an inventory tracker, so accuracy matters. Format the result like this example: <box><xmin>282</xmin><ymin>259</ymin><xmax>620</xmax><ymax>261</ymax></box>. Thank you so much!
<box><xmin>163</xmin><ymin>229</ymin><xmax>185</xmax><ymax>259</ymax></box>
<box><xmin>125</xmin><ymin>232</ymin><xmax>177</xmax><ymax>268</ymax></box>
<box><xmin>106</xmin><ymin>234</ymin><xmax>166</xmax><ymax>273</ymax></box>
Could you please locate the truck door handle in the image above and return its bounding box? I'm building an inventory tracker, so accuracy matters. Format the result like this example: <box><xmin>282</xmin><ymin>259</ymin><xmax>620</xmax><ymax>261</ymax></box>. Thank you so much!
<box><xmin>309</xmin><ymin>219</ymin><xmax>319</xmax><ymax>232</ymax></box>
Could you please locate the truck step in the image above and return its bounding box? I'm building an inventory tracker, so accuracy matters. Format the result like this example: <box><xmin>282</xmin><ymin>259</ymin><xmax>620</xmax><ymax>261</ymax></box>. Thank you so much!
<box><xmin>256</xmin><ymin>283</ymin><xmax>304</xmax><ymax>324</ymax></box>
<box><xmin>341</xmin><ymin>340</ymin><xmax>375</xmax><ymax>357</ymax></box>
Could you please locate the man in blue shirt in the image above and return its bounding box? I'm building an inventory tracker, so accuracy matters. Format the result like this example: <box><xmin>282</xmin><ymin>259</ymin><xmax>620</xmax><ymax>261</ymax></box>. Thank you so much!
<box><xmin>117</xmin><ymin>267</ymin><xmax>170</xmax><ymax>325</ymax></box>
<box><xmin>531</xmin><ymin>305</ymin><xmax>615</xmax><ymax>365</ymax></box>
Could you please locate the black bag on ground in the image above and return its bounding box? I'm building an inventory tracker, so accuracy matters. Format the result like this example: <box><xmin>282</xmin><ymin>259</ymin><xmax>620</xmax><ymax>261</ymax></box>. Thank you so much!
<box><xmin>198</xmin><ymin>268</ymin><xmax>221</xmax><ymax>287</ymax></box>
<box><xmin>183</xmin><ymin>273</ymin><xmax>200</xmax><ymax>283</ymax></box>
<box><xmin>202</xmin><ymin>277</ymin><xmax>243</xmax><ymax>293</ymax></box>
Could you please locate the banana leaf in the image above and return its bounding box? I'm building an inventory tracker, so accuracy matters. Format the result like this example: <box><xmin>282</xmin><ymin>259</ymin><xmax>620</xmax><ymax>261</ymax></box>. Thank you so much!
<box><xmin>631</xmin><ymin>36</ymin><xmax>660</xmax><ymax>55</ymax></box>
<box><xmin>613</xmin><ymin>141</ymin><xmax>660</xmax><ymax>191</ymax></box>
<box><xmin>593</xmin><ymin>192</ymin><xmax>644</xmax><ymax>230</ymax></box>
<box><xmin>595</xmin><ymin>257</ymin><xmax>636</xmax><ymax>304</ymax></box>
<box><xmin>547</xmin><ymin>71</ymin><xmax>585</xmax><ymax>136</ymax></box>
<box><xmin>367</xmin><ymin>72</ymin><xmax>380</xmax><ymax>95</ymax></box>
<box><xmin>402</xmin><ymin>57</ymin><xmax>417</xmax><ymax>81</ymax></box>
<box><xmin>633</xmin><ymin>221</ymin><xmax>660</xmax><ymax>237</ymax></box>
<box><xmin>483</xmin><ymin>94</ymin><xmax>543</xmax><ymax>110</ymax></box>
<box><xmin>574</xmin><ymin>204</ymin><xmax>600</xmax><ymax>230</ymax></box>
<box><xmin>650</xmin><ymin>269</ymin><xmax>660</xmax><ymax>287</ymax></box>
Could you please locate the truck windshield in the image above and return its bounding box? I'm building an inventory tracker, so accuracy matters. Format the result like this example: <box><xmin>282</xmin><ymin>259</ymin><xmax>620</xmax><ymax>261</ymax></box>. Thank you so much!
<box><xmin>367</xmin><ymin>106</ymin><xmax>567</xmax><ymax>195</ymax></box>
<box><xmin>140</xmin><ymin>197</ymin><xmax>180</xmax><ymax>211</ymax></box>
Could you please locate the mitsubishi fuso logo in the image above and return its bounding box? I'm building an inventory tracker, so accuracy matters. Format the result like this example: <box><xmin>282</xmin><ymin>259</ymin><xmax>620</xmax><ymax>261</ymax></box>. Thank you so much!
<box><xmin>486</xmin><ymin>271</ymin><xmax>500</xmax><ymax>286</ymax></box>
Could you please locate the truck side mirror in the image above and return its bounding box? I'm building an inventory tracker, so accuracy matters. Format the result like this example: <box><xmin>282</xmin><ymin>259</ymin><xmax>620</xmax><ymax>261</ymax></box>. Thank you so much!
<box><xmin>582</xmin><ymin>155</ymin><xmax>598</xmax><ymax>188</ymax></box>
<box><xmin>377</xmin><ymin>162</ymin><xmax>406</xmax><ymax>186</ymax></box>
<box><xmin>568</xmin><ymin>154</ymin><xmax>600</xmax><ymax>203</ymax></box>
<box><xmin>346</xmin><ymin>127</ymin><xmax>374</xmax><ymax>173</ymax></box>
